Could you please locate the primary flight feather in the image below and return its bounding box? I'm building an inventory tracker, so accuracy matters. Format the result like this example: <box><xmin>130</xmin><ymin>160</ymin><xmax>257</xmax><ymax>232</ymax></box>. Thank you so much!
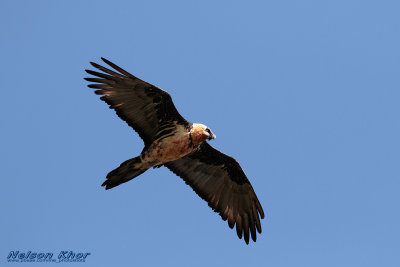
<box><xmin>84</xmin><ymin>58</ymin><xmax>264</xmax><ymax>244</ymax></box>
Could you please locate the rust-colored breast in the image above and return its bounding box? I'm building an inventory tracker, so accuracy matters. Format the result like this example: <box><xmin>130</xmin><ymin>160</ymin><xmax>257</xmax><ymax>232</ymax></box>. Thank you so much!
<box><xmin>191</xmin><ymin>126</ymin><xmax>208</xmax><ymax>145</ymax></box>
<box><xmin>142</xmin><ymin>130</ymin><xmax>194</xmax><ymax>167</ymax></box>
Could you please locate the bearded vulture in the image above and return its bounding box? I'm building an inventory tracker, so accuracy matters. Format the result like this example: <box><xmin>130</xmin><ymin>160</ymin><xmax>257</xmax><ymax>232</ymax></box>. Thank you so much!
<box><xmin>84</xmin><ymin>58</ymin><xmax>264</xmax><ymax>244</ymax></box>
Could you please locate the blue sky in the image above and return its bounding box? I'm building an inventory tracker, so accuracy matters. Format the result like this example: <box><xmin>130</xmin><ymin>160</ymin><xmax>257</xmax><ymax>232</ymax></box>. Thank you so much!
<box><xmin>1</xmin><ymin>0</ymin><xmax>399</xmax><ymax>266</ymax></box>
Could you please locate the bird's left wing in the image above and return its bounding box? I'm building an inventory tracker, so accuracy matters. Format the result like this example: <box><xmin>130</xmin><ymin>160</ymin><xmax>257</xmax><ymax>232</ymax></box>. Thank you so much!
<box><xmin>84</xmin><ymin>58</ymin><xmax>189</xmax><ymax>147</ymax></box>
<box><xmin>165</xmin><ymin>142</ymin><xmax>264</xmax><ymax>244</ymax></box>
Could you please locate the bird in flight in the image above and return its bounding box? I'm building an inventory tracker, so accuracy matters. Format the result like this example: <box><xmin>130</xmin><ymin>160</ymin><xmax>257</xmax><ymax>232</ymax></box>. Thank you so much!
<box><xmin>84</xmin><ymin>58</ymin><xmax>264</xmax><ymax>244</ymax></box>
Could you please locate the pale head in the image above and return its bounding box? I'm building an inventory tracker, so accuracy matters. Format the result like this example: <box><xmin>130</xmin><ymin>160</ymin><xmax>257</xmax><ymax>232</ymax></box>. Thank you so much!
<box><xmin>191</xmin><ymin>123</ymin><xmax>216</xmax><ymax>145</ymax></box>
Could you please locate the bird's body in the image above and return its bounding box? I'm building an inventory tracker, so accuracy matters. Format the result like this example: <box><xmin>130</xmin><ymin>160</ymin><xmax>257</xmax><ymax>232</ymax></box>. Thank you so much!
<box><xmin>141</xmin><ymin>123</ymin><xmax>212</xmax><ymax>169</ymax></box>
<box><xmin>85</xmin><ymin>58</ymin><xmax>264</xmax><ymax>244</ymax></box>
<box><xmin>141</xmin><ymin>123</ymin><xmax>193</xmax><ymax>168</ymax></box>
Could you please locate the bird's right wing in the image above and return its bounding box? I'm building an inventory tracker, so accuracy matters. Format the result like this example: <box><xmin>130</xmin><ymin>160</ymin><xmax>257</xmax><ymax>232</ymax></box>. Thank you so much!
<box><xmin>165</xmin><ymin>142</ymin><xmax>264</xmax><ymax>244</ymax></box>
<box><xmin>85</xmin><ymin>58</ymin><xmax>190</xmax><ymax>147</ymax></box>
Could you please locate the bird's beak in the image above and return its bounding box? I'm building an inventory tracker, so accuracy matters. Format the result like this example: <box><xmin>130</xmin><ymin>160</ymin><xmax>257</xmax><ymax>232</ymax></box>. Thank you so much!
<box><xmin>208</xmin><ymin>133</ymin><xmax>216</xmax><ymax>140</ymax></box>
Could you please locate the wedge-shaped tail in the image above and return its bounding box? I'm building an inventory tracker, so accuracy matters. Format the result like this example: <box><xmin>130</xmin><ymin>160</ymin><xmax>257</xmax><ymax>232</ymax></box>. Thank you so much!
<box><xmin>102</xmin><ymin>156</ymin><xmax>148</xmax><ymax>190</ymax></box>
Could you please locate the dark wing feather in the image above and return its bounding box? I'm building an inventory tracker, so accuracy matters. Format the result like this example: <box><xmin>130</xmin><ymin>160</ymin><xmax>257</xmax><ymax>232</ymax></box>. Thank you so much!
<box><xmin>84</xmin><ymin>58</ymin><xmax>189</xmax><ymax>147</ymax></box>
<box><xmin>165</xmin><ymin>142</ymin><xmax>264</xmax><ymax>244</ymax></box>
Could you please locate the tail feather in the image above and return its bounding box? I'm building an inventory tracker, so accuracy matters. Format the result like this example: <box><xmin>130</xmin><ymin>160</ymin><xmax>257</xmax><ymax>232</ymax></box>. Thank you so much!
<box><xmin>102</xmin><ymin>156</ymin><xmax>148</xmax><ymax>190</ymax></box>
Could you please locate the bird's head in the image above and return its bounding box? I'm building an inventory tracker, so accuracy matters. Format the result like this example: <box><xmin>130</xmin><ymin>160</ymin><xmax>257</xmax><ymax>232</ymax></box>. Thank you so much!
<box><xmin>191</xmin><ymin>123</ymin><xmax>216</xmax><ymax>144</ymax></box>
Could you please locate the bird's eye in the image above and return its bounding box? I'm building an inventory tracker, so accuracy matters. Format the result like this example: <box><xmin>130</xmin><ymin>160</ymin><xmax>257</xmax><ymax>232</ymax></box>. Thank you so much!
<box><xmin>206</xmin><ymin>128</ymin><xmax>211</xmax><ymax>134</ymax></box>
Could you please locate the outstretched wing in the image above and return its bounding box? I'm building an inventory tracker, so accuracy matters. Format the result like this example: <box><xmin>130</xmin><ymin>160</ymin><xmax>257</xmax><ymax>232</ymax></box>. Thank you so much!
<box><xmin>84</xmin><ymin>58</ymin><xmax>190</xmax><ymax>147</ymax></box>
<box><xmin>165</xmin><ymin>142</ymin><xmax>264</xmax><ymax>244</ymax></box>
